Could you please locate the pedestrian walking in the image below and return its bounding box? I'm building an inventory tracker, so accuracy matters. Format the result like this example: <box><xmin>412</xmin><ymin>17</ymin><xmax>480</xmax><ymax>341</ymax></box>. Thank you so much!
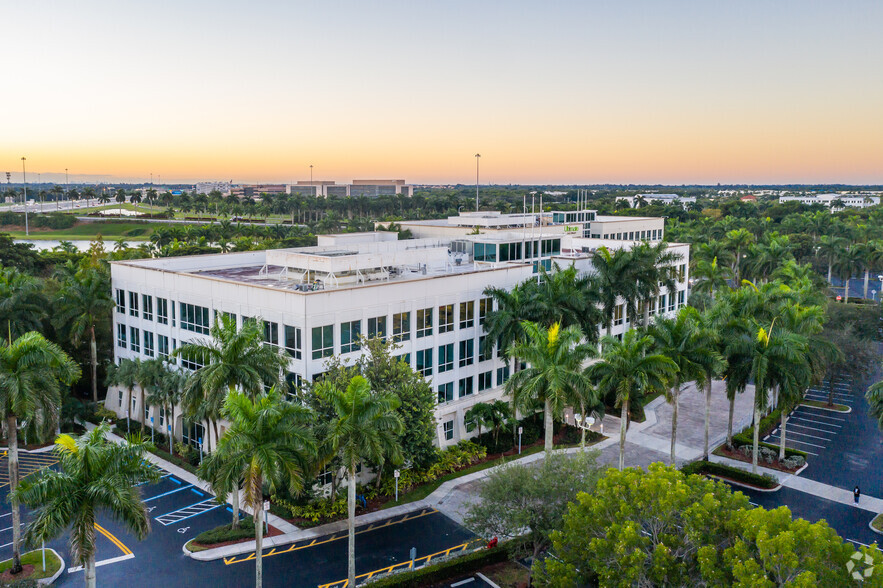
<box><xmin>854</xmin><ymin>485</ymin><xmax>861</xmax><ymax>505</ymax></box>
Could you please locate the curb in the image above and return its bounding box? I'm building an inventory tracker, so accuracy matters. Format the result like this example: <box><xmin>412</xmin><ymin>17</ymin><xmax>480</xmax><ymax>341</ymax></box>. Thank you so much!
<box><xmin>799</xmin><ymin>402</ymin><xmax>852</xmax><ymax>414</ymax></box>
<box><xmin>35</xmin><ymin>548</ymin><xmax>64</xmax><ymax>586</ymax></box>
<box><xmin>708</xmin><ymin>474</ymin><xmax>782</xmax><ymax>493</ymax></box>
<box><xmin>869</xmin><ymin>515</ymin><xmax>883</xmax><ymax>537</ymax></box>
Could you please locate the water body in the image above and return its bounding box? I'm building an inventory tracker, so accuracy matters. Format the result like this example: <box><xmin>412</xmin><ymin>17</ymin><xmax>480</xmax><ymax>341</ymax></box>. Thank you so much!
<box><xmin>15</xmin><ymin>239</ymin><xmax>95</xmax><ymax>251</ymax></box>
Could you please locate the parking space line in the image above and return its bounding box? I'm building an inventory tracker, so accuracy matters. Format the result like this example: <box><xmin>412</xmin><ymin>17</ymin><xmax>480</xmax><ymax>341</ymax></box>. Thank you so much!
<box><xmin>791</xmin><ymin>410</ymin><xmax>845</xmax><ymax>422</ymax></box>
<box><xmin>787</xmin><ymin>422</ymin><xmax>840</xmax><ymax>435</ymax></box>
<box><xmin>155</xmin><ymin>498</ymin><xmax>221</xmax><ymax>526</ymax></box>
<box><xmin>846</xmin><ymin>539</ymin><xmax>882</xmax><ymax>552</ymax></box>
<box><xmin>791</xmin><ymin>416</ymin><xmax>842</xmax><ymax>428</ymax></box>
<box><xmin>766</xmin><ymin>435</ymin><xmax>825</xmax><ymax>450</ymax></box>
<box><xmin>68</xmin><ymin>553</ymin><xmax>135</xmax><ymax>574</ymax></box>
<box><xmin>143</xmin><ymin>484</ymin><xmax>194</xmax><ymax>502</ymax></box>
<box><xmin>782</xmin><ymin>429</ymin><xmax>831</xmax><ymax>442</ymax></box>
<box><xmin>804</xmin><ymin>394</ymin><xmax>852</xmax><ymax>404</ymax></box>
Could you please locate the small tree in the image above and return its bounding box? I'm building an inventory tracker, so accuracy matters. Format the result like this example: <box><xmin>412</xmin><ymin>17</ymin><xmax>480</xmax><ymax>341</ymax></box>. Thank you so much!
<box><xmin>464</xmin><ymin>400</ymin><xmax>510</xmax><ymax>449</ymax></box>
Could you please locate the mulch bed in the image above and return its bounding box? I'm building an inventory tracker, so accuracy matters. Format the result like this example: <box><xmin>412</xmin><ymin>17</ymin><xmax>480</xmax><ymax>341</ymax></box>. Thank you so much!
<box><xmin>1</xmin><ymin>564</ymin><xmax>36</xmax><ymax>582</ymax></box>
<box><xmin>715</xmin><ymin>445</ymin><xmax>800</xmax><ymax>474</ymax></box>
<box><xmin>190</xmin><ymin>524</ymin><xmax>282</xmax><ymax>550</ymax></box>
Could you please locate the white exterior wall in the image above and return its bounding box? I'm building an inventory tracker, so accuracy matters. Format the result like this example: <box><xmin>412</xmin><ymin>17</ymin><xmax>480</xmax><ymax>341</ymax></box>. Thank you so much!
<box><xmin>107</xmin><ymin>239</ymin><xmax>690</xmax><ymax>454</ymax></box>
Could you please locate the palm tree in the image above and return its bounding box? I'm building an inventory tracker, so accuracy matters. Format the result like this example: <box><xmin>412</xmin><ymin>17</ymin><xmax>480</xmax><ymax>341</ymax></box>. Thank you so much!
<box><xmin>0</xmin><ymin>267</ymin><xmax>48</xmax><ymax>339</ymax></box>
<box><xmin>53</xmin><ymin>266</ymin><xmax>113</xmax><ymax>404</ymax></box>
<box><xmin>96</xmin><ymin>191</ymin><xmax>110</xmax><ymax>205</ymax></box>
<box><xmin>649</xmin><ymin>308</ymin><xmax>722</xmax><ymax>465</ymax></box>
<box><xmin>13</xmin><ymin>424</ymin><xmax>158</xmax><ymax>588</ymax></box>
<box><xmin>105</xmin><ymin>358</ymin><xmax>141</xmax><ymax>426</ymax></box>
<box><xmin>114</xmin><ymin>189</ymin><xmax>126</xmax><ymax>216</ymax></box>
<box><xmin>816</xmin><ymin>235</ymin><xmax>846</xmax><ymax>285</ymax></box>
<box><xmin>867</xmin><ymin>380</ymin><xmax>883</xmax><ymax>432</ymax></box>
<box><xmin>176</xmin><ymin>314</ymin><xmax>288</xmax><ymax>528</ymax></box>
<box><xmin>833</xmin><ymin>245</ymin><xmax>863</xmax><ymax>303</ymax></box>
<box><xmin>856</xmin><ymin>241</ymin><xmax>883</xmax><ymax>300</ymax></box>
<box><xmin>507</xmin><ymin>321</ymin><xmax>598</xmax><ymax>452</ymax></box>
<box><xmin>464</xmin><ymin>400</ymin><xmax>510</xmax><ymax>449</ymax></box>
<box><xmin>691</xmin><ymin>256</ymin><xmax>733</xmax><ymax>301</ymax></box>
<box><xmin>589</xmin><ymin>246</ymin><xmax>633</xmax><ymax>336</ymax></box>
<box><xmin>725</xmin><ymin>228</ymin><xmax>755</xmax><ymax>284</ymax></box>
<box><xmin>319</xmin><ymin>375</ymin><xmax>403</xmax><ymax>588</ymax></box>
<box><xmin>533</xmin><ymin>264</ymin><xmax>603</xmax><ymax>345</ymax></box>
<box><xmin>628</xmin><ymin>241</ymin><xmax>681</xmax><ymax>327</ymax></box>
<box><xmin>589</xmin><ymin>329</ymin><xmax>676</xmax><ymax>470</ymax></box>
<box><xmin>82</xmin><ymin>186</ymin><xmax>96</xmax><ymax>207</ymax></box>
<box><xmin>199</xmin><ymin>389</ymin><xmax>315</xmax><ymax>588</ymax></box>
<box><xmin>144</xmin><ymin>362</ymin><xmax>185</xmax><ymax>454</ymax></box>
<box><xmin>0</xmin><ymin>332</ymin><xmax>80</xmax><ymax>574</ymax></box>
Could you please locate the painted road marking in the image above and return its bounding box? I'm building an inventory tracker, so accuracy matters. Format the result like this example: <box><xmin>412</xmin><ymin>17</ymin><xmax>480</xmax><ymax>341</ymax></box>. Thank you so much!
<box><xmin>223</xmin><ymin>508</ymin><xmax>440</xmax><ymax>566</ymax></box>
<box><xmin>451</xmin><ymin>579</ymin><xmax>476</xmax><ymax>587</ymax></box>
<box><xmin>792</xmin><ymin>410</ymin><xmax>846</xmax><ymax>422</ymax></box>
<box><xmin>143</xmin><ymin>484</ymin><xmax>194</xmax><ymax>502</ymax></box>
<box><xmin>155</xmin><ymin>499</ymin><xmax>221</xmax><ymax>526</ymax></box>
<box><xmin>805</xmin><ymin>394</ymin><xmax>853</xmax><ymax>404</ymax></box>
<box><xmin>782</xmin><ymin>429</ymin><xmax>832</xmax><ymax>442</ymax></box>
<box><xmin>787</xmin><ymin>422</ymin><xmax>840</xmax><ymax>435</ymax></box>
<box><xmin>791</xmin><ymin>417</ymin><xmax>842</xmax><ymax>428</ymax></box>
<box><xmin>317</xmin><ymin>539</ymin><xmax>481</xmax><ymax>588</ymax></box>
<box><xmin>765</xmin><ymin>436</ymin><xmax>822</xmax><ymax>453</ymax></box>
<box><xmin>846</xmin><ymin>539</ymin><xmax>883</xmax><ymax>551</ymax></box>
<box><xmin>68</xmin><ymin>553</ymin><xmax>135</xmax><ymax>573</ymax></box>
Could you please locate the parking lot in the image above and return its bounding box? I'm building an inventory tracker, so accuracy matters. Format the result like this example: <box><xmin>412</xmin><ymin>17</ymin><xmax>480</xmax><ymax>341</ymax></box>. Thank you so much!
<box><xmin>764</xmin><ymin>376</ymin><xmax>853</xmax><ymax>458</ymax></box>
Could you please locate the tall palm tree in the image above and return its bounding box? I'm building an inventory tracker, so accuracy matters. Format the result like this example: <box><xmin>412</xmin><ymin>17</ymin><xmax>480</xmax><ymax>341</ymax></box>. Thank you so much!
<box><xmin>464</xmin><ymin>400</ymin><xmax>510</xmax><ymax>448</ymax></box>
<box><xmin>105</xmin><ymin>358</ymin><xmax>141</xmax><ymax>425</ymax></box>
<box><xmin>319</xmin><ymin>376</ymin><xmax>403</xmax><ymax>587</ymax></box>
<box><xmin>589</xmin><ymin>329</ymin><xmax>676</xmax><ymax>470</ymax></box>
<box><xmin>0</xmin><ymin>267</ymin><xmax>48</xmax><ymax>339</ymax></box>
<box><xmin>0</xmin><ymin>332</ymin><xmax>80</xmax><ymax>574</ymax></box>
<box><xmin>649</xmin><ymin>308</ymin><xmax>722</xmax><ymax>465</ymax></box>
<box><xmin>533</xmin><ymin>264</ymin><xmax>603</xmax><ymax>345</ymax></box>
<box><xmin>589</xmin><ymin>246</ymin><xmax>633</xmax><ymax>336</ymax></box>
<box><xmin>816</xmin><ymin>235</ymin><xmax>846</xmax><ymax>285</ymax></box>
<box><xmin>506</xmin><ymin>321</ymin><xmax>598</xmax><ymax>452</ymax></box>
<box><xmin>833</xmin><ymin>245</ymin><xmax>863</xmax><ymax>303</ymax></box>
<box><xmin>199</xmin><ymin>389</ymin><xmax>315</xmax><ymax>588</ymax></box>
<box><xmin>176</xmin><ymin>314</ymin><xmax>288</xmax><ymax>527</ymax></box>
<box><xmin>867</xmin><ymin>379</ymin><xmax>883</xmax><ymax>433</ymax></box>
<box><xmin>691</xmin><ymin>256</ymin><xmax>733</xmax><ymax>301</ymax></box>
<box><xmin>144</xmin><ymin>362</ymin><xmax>185</xmax><ymax>454</ymax></box>
<box><xmin>856</xmin><ymin>241</ymin><xmax>883</xmax><ymax>300</ymax></box>
<box><xmin>628</xmin><ymin>241</ymin><xmax>681</xmax><ymax>327</ymax></box>
<box><xmin>13</xmin><ymin>424</ymin><xmax>158</xmax><ymax>588</ymax></box>
<box><xmin>53</xmin><ymin>265</ymin><xmax>113</xmax><ymax>404</ymax></box>
<box><xmin>725</xmin><ymin>228</ymin><xmax>755</xmax><ymax>284</ymax></box>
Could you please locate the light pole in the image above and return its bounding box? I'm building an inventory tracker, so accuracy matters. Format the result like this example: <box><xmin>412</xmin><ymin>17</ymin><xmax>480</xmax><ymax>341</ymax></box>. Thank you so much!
<box><xmin>474</xmin><ymin>153</ymin><xmax>481</xmax><ymax>211</ymax></box>
<box><xmin>309</xmin><ymin>164</ymin><xmax>313</xmax><ymax>197</ymax></box>
<box><xmin>394</xmin><ymin>469</ymin><xmax>400</xmax><ymax>502</ymax></box>
<box><xmin>21</xmin><ymin>157</ymin><xmax>29</xmax><ymax>236</ymax></box>
<box><xmin>518</xmin><ymin>426</ymin><xmax>523</xmax><ymax>455</ymax></box>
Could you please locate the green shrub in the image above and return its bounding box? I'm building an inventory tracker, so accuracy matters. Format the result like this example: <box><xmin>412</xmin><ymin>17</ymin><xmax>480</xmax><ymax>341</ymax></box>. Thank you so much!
<box><xmin>146</xmin><ymin>446</ymin><xmax>198</xmax><ymax>475</ymax></box>
<box><xmin>368</xmin><ymin>546</ymin><xmax>508</xmax><ymax>587</ymax></box>
<box><xmin>271</xmin><ymin>495</ymin><xmax>348</xmax><ymax>524</ymax></box>
<box><xmin>90</xmin><ymin>406</ymin><xmax>118</xmax><ymax>423</ymax></box>
<box><xmin>730</xmin><ymin>433</ymin><xmax>807</xmax><ymax>458</ymax></box>
<box><xmin>681</xmin><ymin>460</ymin><xmax>778</xmax><ymax>489</ymax></box>
<box><xmin>192</xmin><ymin>516</ymin><xmax>255</xmax><ymax>545</ymax></box>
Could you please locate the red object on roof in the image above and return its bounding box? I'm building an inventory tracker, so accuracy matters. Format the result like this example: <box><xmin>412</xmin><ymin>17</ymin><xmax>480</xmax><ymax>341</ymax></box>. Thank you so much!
<box><xmin>740</xmin><ymin>195</ymin><xmax>757</xmax><ymax>201</ymax></box>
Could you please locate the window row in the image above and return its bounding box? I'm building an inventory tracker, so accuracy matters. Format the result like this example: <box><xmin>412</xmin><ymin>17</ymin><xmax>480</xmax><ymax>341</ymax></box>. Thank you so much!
<box><xmin>436</xmin><ymin>366</ymin><xmax>509</xmax><ymax>405</ymax></box>
<box><xmin>415</xmin><ymin>337</ymin><xmax>493</xmax><ymax>377</ymax></box>
<box><xmin>601</xmin><ymin>228</ymin><xmax>663</xmax><ymax>241</ymax></box>
<box><xmin>117</xmin><ymin>325</ymin><xmax>171</xmax><ymax>360</ymax></box>
<box><xmin>116</xmin><ymin>290</ymin><xmax>171</xmax><ymax>325</ymax></box>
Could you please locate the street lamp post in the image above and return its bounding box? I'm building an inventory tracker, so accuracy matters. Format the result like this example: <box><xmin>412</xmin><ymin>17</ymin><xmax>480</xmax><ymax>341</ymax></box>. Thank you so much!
<box><xmin>474</xmin><ymin>153</ymin><xmax>481</xmax><ymax>211</ymax></box>
<box><xmin>309</xmin><ymin>164</ymin><xmax>313</xmax><ymax>197</ymax></box>
<box><xmin>394</xmin><ymin>469</ymin><xmax>400</xmax><ymax>502</ymax></box>
<box><xmin>21</xmin><ymin>157</ymin><xmax>29</xmax><ymax>236</ymax></box>
<box><xmin>518</xmin><ymin>426</ymin><xmax>523</xmax><ymax>455</ymax></box>
<box><xmin>65</xmin><ymin>168</ymin><xmax>69</xmax><ymax>209</ymax></box>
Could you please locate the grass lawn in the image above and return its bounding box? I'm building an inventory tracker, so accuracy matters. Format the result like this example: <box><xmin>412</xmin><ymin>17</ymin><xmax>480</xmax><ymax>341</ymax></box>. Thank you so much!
<box><xmin>66</xmin><ymin>202</ymin><xmax>166</xmax><ymax>215</ymax></box>
<box><xmin>873</xmin><ymin>513</ymin><xmax>883</xmax><ymax>533</ymax></box>
<box><xmin>800</xmin><ymin>399</ymin><xmax>850</xmax><ymax>412</ymax></box>
<box><xmin>0</xmin><ymin>549</ymin><xmax>62</xmax><ymax>581</ymax></box>
<box><xmin>5</xmin><ymin>221</ymin><xmax>154</xmax><ymax>241</ymax></box>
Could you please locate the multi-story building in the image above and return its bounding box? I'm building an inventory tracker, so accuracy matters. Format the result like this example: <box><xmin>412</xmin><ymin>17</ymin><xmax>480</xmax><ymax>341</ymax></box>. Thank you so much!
<box><xmin>105</xmin><ymin>210</ymin><xmax>688</xmax><ymax>456</ymax></box>
<box><xmin>194</xmin><ymin>181</ymin><xmax>232</xmax><ymax>196</ymax></box>
<box><xmin>615</xmin><ymin>194</ymin><xmax>696</xmax><ymax>209</ymax></box>
<box><xmin>288</xmin><ymin>180</ymin><xmax>414</xmax><ymax>199</ymax></box>
<box><xmin>230</xmin><ymin>184</ymin><xmax>287</xmax><ymax>199</ymax></box>
<box><xmin>778</xmin><ymin>193</ymin><xmax>880</xmax><ymax>210</ymax></box>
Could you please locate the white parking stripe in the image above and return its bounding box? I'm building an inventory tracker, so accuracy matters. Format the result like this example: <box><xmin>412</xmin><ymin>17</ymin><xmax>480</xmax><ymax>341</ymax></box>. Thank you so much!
<box><xmin>791</xmin><ymin>416</ymin><xmax>842</xmax><ymax>428</ymax></box>
<box><xmin>782</xmin><ymin>429</ymin><xmax>832</xmax><ymax>442</ymax></box>
<box><xmin>792</xmin><ymin>410</ymin><xmax>846</xmax><ymax>422</ymax></box>
<box><xmin>68</xmin><ymin>553</ymin><xmax>135</xmax><ymax>573</ymax></box>
<box><xmin>767</xmin><ymin>435</ymin><xmax>826</xmax><ymax>449</ymax></box>
<box><xmin>804</xmin><ymin>394</ymin><xmax>853</xmax><ymax>405</ymax></box>
<box><xmin>788</xmin><ymin>422</ymin><xmax>839</xmax><ymax>435</ymax></box>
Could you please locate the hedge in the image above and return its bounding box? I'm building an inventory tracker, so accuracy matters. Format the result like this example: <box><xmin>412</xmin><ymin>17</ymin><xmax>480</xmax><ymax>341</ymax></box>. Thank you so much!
<box><xmin>192</xmin><ymin>516</ymin><xmax>255</xmax><ymax>545</ymax></box>
<box><xmin>368</xmin><ymin>546</ymin><xmax>509</xmax><ymax>587</ymax></box>
<box><xmin>731</xmin><ymin>407</ymin><xmax>808</xmax><ymax>459</ymax></box>
<box><xmin>681</xmin><ymin>460</ymin><xmax>778</xmax><ymax>489</ymax></box>
<box><xmin>0</xmin><ymin>212</ymin><xmax>75</xmax><ymax>229</ymax></box>
<box><xmin>146</xmin><ymin>445</ymin><xmax>198</xmax><ymax>475</ymax></box>
<box><xmin>730</xmin><ymin>434</ymin><xmax>808</xmax><ymax>459</ymax></box>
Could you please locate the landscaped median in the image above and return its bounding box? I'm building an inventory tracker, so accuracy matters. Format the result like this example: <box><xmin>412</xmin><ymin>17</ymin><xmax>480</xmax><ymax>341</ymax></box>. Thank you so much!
<box><xmin>715</xmin><ymin>406</ymin><xmax>809</xmax><ymax>474</ymax></box>
<box><xmin>0</xmin><ymin>548</ymin><xmax>64</xmax><ymax>585</ymax></box>
<box><xmin>800</xmin><ymin>399</ymin><xmax>851</xmax><ymax>413</ymax></box>
<box><xmin>681</xmin><ymin>460</ymin><xmax>780</xmax><ymax>491</ymax></box>
<box><xmin>184</xmin><ymin>516</ymin><xmax>282</xmax><ymax>553</ymax></box>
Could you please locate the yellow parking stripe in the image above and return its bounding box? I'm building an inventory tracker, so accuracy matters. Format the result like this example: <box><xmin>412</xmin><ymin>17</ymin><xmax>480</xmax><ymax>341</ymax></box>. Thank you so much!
<box><xmin>223</xmin><ymin>508</ymin><xmax>439</xmax><ymax>566</ymax></box>
<box><xmin>95</xmin><ymin>523</ymin><xmax>133</xmax><ymax>556</ymax></box>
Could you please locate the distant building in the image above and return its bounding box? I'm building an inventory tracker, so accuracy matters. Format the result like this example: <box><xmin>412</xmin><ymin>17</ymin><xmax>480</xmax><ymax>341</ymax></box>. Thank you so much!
<box><xmin>778</xmin><ymin>193</ymin><xmax>880</xmax><ymax>210</ymax></box>
<box><xmin>195</xmin><ymin>181</ymin><xmax>232</xmax><ymax>196</ymax></box>
<box><xmin>740</xmin><ymin>195</ymin><xmax>757</xmax><ymax>202</ymax></box>
<box><xmin>615</xmin><ymin>193</ymin><xmax>696</xmax><ymax>209</ymax></box>
<box><xmin>288</xmin><ymin>179</ymin><xmax>414</xmax><ymax>199</ymax></box>
<box><xmin>230</xmin><ymin>184</ymin><xmax>287</xmax><ymax>199</ymax></box>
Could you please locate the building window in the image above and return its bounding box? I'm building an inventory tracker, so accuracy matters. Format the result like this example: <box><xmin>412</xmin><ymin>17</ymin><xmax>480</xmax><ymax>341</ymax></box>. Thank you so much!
<box><xmin>340</xmin><ymin>320</ymin><xmax>361</xmax><ymax>354</ymax></box>
<box><xmin>659</xmin><ymin>294</ymin><xmax>666</xmax><ymax>314</ymax></box>
<box><xmin>143</xmin><ymin>331</ymin><xmax>154</xmax><ymax>357</ymax></box>
<box><xmin>159</xmin><ymin>407</ymin><xmax>166</xmax><ymax>428</ymax></box>
<box><xmin>182</xmin><ymin>420</ymin><xmax>205</xmax><ymax>449</ymax></box>
<box><xmin>416</xmin><ymin>348</ymin><xmax>433</xmax><ymax>377</ymax></box>
<box><xmin>118</xmin><ymin>389</ymin><xmax>123</xmax><ymax>407</ymax></box>
<box><xmin>459</xmin><ymin>376</ymin><xmax>474</xmax><ymax>398</ymax></box>
<box><xmin>128</xmin><ymin>292</ymin><xmax>139</xmax><ymax>317</ymax></box>
<box><xmin>263</xmin><ymin>321</ymin><xmax>279</xmax><ymax>346</ymax></box>
<box><xmin>437</xmin><ymin>382</ymin><xmax>454</xmax><ymax>404</ymax></box>
<box><xmin>459</xmin><ymin>301</ymin><xmax>474</xmax><ymax>329</ymax></box>
<box><xmin>443</xmin><ymin>420</ymin><xmax>454</xmax><ymax>441</ymax></box>
<box><xmin>285</xmin><ymin>372</ymin><xmax>303</xmax><ymax>401</ymax></box>
<box><xmin>614</xmin><ymin>304</ymin><xmax>624</xmax><ymax>326</ymax></box>
<box><xmin>648</xmin><ymin>297</ymin><xmax>657</xmax><ymax>317</ymax></box>
<box><xmin>438</xmin><ymin>343</ymin><xmax>454</xmax><ymax>373</ymax></box>
<box><xmin>478</xmin><ymin>336</ymin><xmax>492</xmax><ymax>362</ymax></box>
<box><xmin>284</xmin><ymin>325</ymin><xmax>302</xmax><ymax>359</ymax></box>
<box><xmin>459</xmin><ymin>339</ymin><xmax>474</xmax><ymax>367</ymax></box>
<box><xmin>311</xmin><ymin>325</ymin><xmax>334</xmax><ymax>359</ymax></box>
<box><xmin>678</xmin><ymin>290</ymin><xmax>685</xmax><ymax>308</ymax></box>
<box><xmin>438</xmin><ymin>304</ymin><xmax>454</xmax><ymax>333</ymax></box>
<box><xmin>158</xmin><ymin>334</ymin><xmax>169</xmax><ymax>358</ymax></box>
<box><xmin>496</xmin><ymin>365</ymin><xmax>510</xmax><ymax>386</ymax></box>
<box><xmin>180</xmin><ymin>349</ymin><xmax>206</xmax><ymax>371</ymax></box>
<box><xmin>479</xmin><ymin>298</ymin><xmax>492</xmax><ymax>326</ymax></box>
<box><xmin>478</xmin><ymin>371</ymin><xmax>493</xmax><ymax>391</ymax></box>
<box><xmin>157</xmin><ymin>298</ymin><xmax>168</xmax><ymax>324</ymax></box>
<box><xmin>171</xmin><ymin>301</ymin><xmax>176</xmax><ymax>327</ymax></box>
<box><xmin>396</xmin><ymin>353</ymin><xmax>411</xmax><ymax>366</ymax></box>
<box><xmin>117</xmin><ymin>324</ymin><xmax>126</xmax><ymax>348</ymax></box>
<box><xmin>317</xmin><ymin>468</ymin><xmax>333</xmax><ymax>487</ymax></box>
<box><xmin>180</xmin><ymin>303</ymin><xmax>210</xmax><ymax>334</ymax></box>
<box><xmin>142</xmin><ymin>295</ymin><xmax>153</xmax><ymax>321</ymax></box>
<box><xmin>115</xmin><ymin>289</ymin><xmax>125</xmax><ymax>314</ymax></box>
<box><xmin>129</xmin><ymin>327</ymin><xmax>140</xmax><ymax>353</ymax></box>
<box><xmin>368</xmin><ymin>316</ymin><xmax>386</xmax><ymax>340</ymax></box>
<box><xmin>417</xmin><ymin>308</ymin><xmax>433</xmax><ymax>338</ymax></box>
<box><xmin>393</xmin><ymin>312</ymin><xmax>410</xmax><ymax>342</ymax></box>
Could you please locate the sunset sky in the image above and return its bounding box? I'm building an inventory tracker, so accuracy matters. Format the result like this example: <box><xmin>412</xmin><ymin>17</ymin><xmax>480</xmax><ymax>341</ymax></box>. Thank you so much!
<box><xmin>3</xmin><ymin>1</ymin><xmax>882</xmax><ymax>185</ymax></box>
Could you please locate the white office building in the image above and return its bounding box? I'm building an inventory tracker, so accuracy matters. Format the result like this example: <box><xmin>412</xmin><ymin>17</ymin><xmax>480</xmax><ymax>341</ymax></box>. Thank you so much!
<box><xmin>778</xmin><ymin>193</ymin><xmax>880</xmax><ymax>210</ymax></box>
<box><xmin>194</xmin><ymin>181</ymin><xmax>232</xmax><ymax>196</ymax></box>
<box><xmin>615</xmin><ymin>194</ymin><xmax>696</xmax><ymax>209</ymax></box>
<box><xmin>106</xmin><ymin>211</ymin><xmax>689</xmax><ymax>455</ymax></box>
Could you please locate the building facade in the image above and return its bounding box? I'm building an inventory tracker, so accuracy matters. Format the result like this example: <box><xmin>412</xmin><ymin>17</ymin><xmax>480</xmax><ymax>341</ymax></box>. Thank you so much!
<box><xmin>106</xmin><ymin>211</ymin><xmax>689</xmax><ymax>457</ymax></box>
<box><xmin>778</xmin><ymin>193</ymin><xmax>880</xmax><ymax>210</ymax></box>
